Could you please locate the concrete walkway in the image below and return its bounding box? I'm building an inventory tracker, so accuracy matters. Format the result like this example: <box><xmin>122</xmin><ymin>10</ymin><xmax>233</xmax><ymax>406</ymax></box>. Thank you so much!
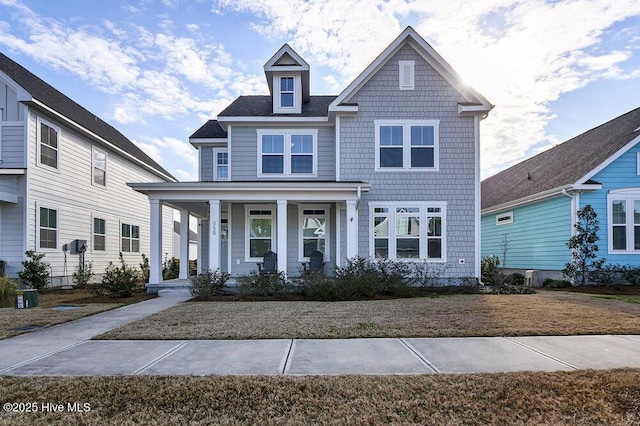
<box><xmin>1</xmin><ymin>296</ymin><xmax>639</xmax><ymax>376</ymax></box>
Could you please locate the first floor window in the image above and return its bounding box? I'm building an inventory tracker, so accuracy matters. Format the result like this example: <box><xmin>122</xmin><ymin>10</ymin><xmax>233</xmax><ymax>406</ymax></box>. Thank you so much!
<box><xmin>300</xmin><ymin>208</ymin><xmax>328</xmax><ymax>259</ymax></box>
<box><xmin>121</xmin><ymin>223</ymin><xmax>140</xmax><ymax>253</ymax></box>
<box><xmin>94</xmin><ymin>217</ymin><xmax>106</xmax><ymax>251</ymax></box>
<box><xmin>38</xmin><ymin>119</ymin><xmax>59</xmax><ymax>170</ymax></box>
<box><xmin>375</xmin><ymin>120</ymin><xmax>438</xmax><ymax>171</ymax></box>
<box><xmin>609</xmin><ymin>193</ymin><xmax>640</xmax><ymax>252</ymax></box>
<box><xmin>247</xmin><ymin>209</ymin><xmax>274</xmax><ymax>259</ymax></box>
<box><xmin>371</xmin><ymin>202</ymin><xmax>445</xmax><ymax>261</ymax></box>
<box><xmin>39</xmin><ymin>207</ymin><xmax>57</xmax><ymax>249</ymax></box>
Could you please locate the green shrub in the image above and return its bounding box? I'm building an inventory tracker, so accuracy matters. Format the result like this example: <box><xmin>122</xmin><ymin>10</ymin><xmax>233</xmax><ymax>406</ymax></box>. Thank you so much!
<box><xmin>504</xmin><ymin>272</ymin><xmax>526</xmax><ymax>286</ymax></box>
<box><xmin>189</xmin><ymin>269</ymin><xmax>230</xmax><ymax>300</ymax></box>
<box><xmin>91</xmin><ymin>254</ymin><xmax>141</xmax><ymax>298</ymax></box>
<box><xmin>163</xmin><ymin>255</ymin><xmax>180</xmax><ymax>280</ymax></box>
<box><xmin>140</xmin><ymin>254</ymin><xmax>150</xmax><ymax>284</ymax></box>
<box><xmin>0</xmin><ymin>276</ymin><xmax>18</xmax><ymax>307</ymax></box>
<box><xmin>237</xmin><ymin>271</ymin><xmax>296</xmax><ymax>297</ymax></box>
<box><xmin>543</xmin><ymin>278</ymin><xmax>572</xmax><ymax>288</ymax></box>
<box><xmin>619</xmin><ymin>265</ymin><xmax>640</xmax><ymax>285</ymax></box>
<box><xmin>487</xmin><ymin>284</ymin><xmax>536</xmax><ymax>295</ymax></box>
<box><xmin>481</xmin><ymin>255</ymin><xmax>501</xmax><ymax>285</ymax></box>
<box><xmin>300</xmin><ymin>273</ymin><xmax>345</xmax><ymax>301</ymax></box>
<box><xmin>72</xmin><ymin>261</ymin><xmax>94</xmax><ymax>287</ymax></box>
<box><xmin>17</xmin><ymin>250</ymin><xmax>50</xmax><ymax>290</ymax></box>
<box><xmin>410</xmin><ymin>262</ymin><xmax>449</xmax><ymax>287</ymax></box>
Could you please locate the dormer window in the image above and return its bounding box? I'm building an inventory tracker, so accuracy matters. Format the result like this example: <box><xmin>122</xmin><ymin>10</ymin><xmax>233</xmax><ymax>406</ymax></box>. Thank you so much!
<box><xmin>280</xmin><ymin>77</ymin><xmax>294</xmax><ymax>108</ymax></box>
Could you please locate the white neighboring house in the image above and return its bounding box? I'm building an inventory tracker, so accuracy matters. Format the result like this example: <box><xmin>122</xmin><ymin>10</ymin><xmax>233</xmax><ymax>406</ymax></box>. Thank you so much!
<box><xmin>0</xmin><ymin>52</ymin><xmax>176</xmax><ymax>285</ymax></box>
<box><xmin>172</xmin><ymin>220</ymin><xmax>197</xmax><ymax>262</ymax></box>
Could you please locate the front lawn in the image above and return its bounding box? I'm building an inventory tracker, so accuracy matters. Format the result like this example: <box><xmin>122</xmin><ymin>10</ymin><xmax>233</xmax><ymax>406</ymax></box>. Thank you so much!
<box><xmin>1</xmin><ymin>370</ymin><xmax>638</xmax><ymax>425</ymax></box>
<box><xmin>96</xmin><ymin>290</ymin><xmax>640</xmax><ymax>340</ymax></box>
<box><xmin>0</xmin><ymin>288</ymin><xmax>154</xmax><ymax>339</ymax></box>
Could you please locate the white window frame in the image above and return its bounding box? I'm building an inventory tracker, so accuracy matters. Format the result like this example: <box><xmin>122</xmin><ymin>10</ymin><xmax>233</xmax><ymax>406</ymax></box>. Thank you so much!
<box><xmin>399</xmin><ymin>60</ymin><xmax>415</xmax><ymax>90</ymax></box>
<box><xmin>496</xmin><ymin>212</ymin><xmax>513</xmax><ymax>225</ymax></box>
<box><xmin>369</xmin><ymin>201</ymin><xmax>447</xmax><ymax>262</ymax></box>
<box><xmin>257</xmin><ymin>129</ymin><xmax>318</xmax><ymax>177</ymax></box>
<box><xmin>120</xmin><ymin>221</ymin><xmax>140</xmax><ymax>253</ymax></box>
<box><xmin>245</xmin><ymin>205</ymin><xmax>276</xmax><ymax>262</ymax></box>
<box><xmin>607</xmin><ymin>190</ymin><xmax>640</xmax><ymax>254</ymax></box>
<box><xmin>636</xmin><ymin>153</ymin><xmax>640</xmax><ymax>176</ymax></box>
<box><xmin>375</xmin><ymin>120</ymin><xmax>439</xmax><ymax>171</ymax></box>
<box><xmin>298</xmin><ymin>205</ymin><xmax>330</xmax><ymax>261</ymax></box>
<box><xmin>213</xmin><ymin>148</ymin><xmax>229</xmax><ymax>181</ymax></box>
<box><xmin>36</xmin><ymin>117</ymin><xmax>60</xmax><ymax>172</ymax></box>
<box><xmin>273</xmin><ymin>74</ymin><xmax>301</xmax><ymax>114</ymax></box>
<box><xmin>36</xmin><ymin>203</ymin><xmax>59</xmax><ymax>251</ymax></box>
<box><xmin>92</xmin><ymin>146</ymin><xmax>107</xmax><ymax>187</ymax></box>
<box><xmin>92</xmin><ymin>215</ymin><xmax>106</xmax><ymax>252</ymax></box>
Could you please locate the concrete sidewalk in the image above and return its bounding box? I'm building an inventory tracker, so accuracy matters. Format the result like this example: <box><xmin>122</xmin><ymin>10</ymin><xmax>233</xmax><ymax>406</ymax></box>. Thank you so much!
<box><xmin>1</xmin><ymin>297</ymin><xmax>639</xmax><ymax>376</ymax></box>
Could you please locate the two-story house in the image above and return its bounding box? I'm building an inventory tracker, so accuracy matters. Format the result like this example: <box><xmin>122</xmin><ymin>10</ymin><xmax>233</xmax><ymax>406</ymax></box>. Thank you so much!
<box><xmin>130</xmin><ymin>27</ymin><xmax>493</xmax><ymax>294</ymax></box>
<box><xmin>0</xmin><ymin>52</ymin><xmax>176</xmax><ymax>285</ymax></box>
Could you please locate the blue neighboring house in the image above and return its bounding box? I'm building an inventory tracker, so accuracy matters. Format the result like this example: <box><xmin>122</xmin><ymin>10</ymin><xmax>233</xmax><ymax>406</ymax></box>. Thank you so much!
<box><xmin>481</xmin><ymin>107</ymin><xmax>640</xmax><ymax>280</ymax></box>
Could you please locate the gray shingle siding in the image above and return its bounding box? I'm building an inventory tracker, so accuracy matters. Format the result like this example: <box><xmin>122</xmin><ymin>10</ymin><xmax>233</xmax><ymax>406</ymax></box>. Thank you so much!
<box><xmin>341</xmin><ymin>44</ymin><xmax>477</xmax><ymax>277</ymax></box>
<box><xmin>199</xmin><ymin>147</ymin><xmax>214</xmax><ymax>181</ymax></box>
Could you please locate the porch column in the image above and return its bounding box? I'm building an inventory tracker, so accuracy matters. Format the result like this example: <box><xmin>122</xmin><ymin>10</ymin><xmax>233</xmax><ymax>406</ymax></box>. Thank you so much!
<box><xmin>149</xmin><ymin>199</ymin><xmax>163</xmax><ymax>286</ymax></box>
<box><xmin>346</xmin><ymin>200</ymin><xmax>358</xmax><ymax>258</ymax></box>
<box><xmin>277</xmin><ymin>199</ymin><xmax>288</xmax><ymax>276</ymax></box>
<box><xmin>179</xmin><ymin>209</ymin><xmax>190</xmax><ymax>279</ymax></box>
<box><xmin>209</xmin><ymin>200</ymin><xmax>221</xmax><ymax>271</ymax></box>
<box><xmin>196</xmin><ymin>219</ymin><xmax>202</xmax><ymax>274</ymax></box>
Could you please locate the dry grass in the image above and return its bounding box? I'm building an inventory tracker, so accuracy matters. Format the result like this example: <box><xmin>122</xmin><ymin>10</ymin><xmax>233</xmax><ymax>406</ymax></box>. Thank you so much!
<box><xmin>0</xmin><ymin>288</ymin><xmax>154</xmax><ymax>339</ymax></box>
<box><xmin>97</xmin><ymin>290</ymin><xmax>640</xmax><ymax>340</ymax></box>
<box><xmin>0</xmin><ymin>370</ymin><xmax>639</xmax><ymax>425</ymax></box>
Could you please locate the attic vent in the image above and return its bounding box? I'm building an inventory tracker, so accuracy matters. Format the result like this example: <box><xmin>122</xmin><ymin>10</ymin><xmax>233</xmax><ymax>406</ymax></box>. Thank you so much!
<box><xmin>496</xmin><ymin>212</ymin><xmax>513</xmax><ymax>225</ymax></box>
<box><xmin>399</xmin><ymin>60</ymin><xmax>415</xmax><ymax>90</ymax></box>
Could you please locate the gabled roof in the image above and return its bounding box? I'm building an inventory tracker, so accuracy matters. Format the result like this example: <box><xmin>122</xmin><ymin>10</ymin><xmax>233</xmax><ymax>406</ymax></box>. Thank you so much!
<box><xmin>482</xmin><ymin>107</ymin><xmax>640</xmax><ymax>211</ymax></box>
<box><xmin>218</xmin><ymin>95</ymin><xmax>336</xmax><ymax>118</ymax></box>
<box><xmin>264</xmin><ymin>44</ymin><xmax>310</xmax><ymax>103</ymax></box>
<box><xmin>0</xmin><ymin>52</ymin><xmax>175</xmax><ymax>181</ymax></box>
<box><xmin>329</xmin><ymin>26</ymin><xmax>493</xmax><ymax>116</ymax></box>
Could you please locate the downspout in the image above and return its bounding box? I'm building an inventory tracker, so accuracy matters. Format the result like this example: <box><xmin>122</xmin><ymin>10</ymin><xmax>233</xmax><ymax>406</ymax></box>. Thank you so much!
<box><xmin>562</xmin><ymin>188</ymin><xmax>579</xmax><ymax>236</ymax></box>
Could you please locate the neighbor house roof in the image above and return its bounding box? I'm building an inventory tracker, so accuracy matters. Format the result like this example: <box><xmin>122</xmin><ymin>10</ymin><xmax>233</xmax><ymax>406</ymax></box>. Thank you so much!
<box><xmin>482</xmin><ymin>107</ymin><xmax>640</xmax><ymax>211</ymax></box>
<box><xmin>0</xmin><ymin>52</ymin><xmax>175</xmax><ymax>181</ymax></box>
<box><xmin>218</xmin><ymin>95</ymin><xmax>337</xmax><ymax>117</ymax></box>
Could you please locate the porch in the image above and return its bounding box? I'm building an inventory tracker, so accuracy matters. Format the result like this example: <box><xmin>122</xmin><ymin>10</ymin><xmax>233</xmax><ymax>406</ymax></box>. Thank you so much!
<box><xmin>128</xmin><ymin>181</ymin><xmax>370</xmax><ymax>294</ymax></box>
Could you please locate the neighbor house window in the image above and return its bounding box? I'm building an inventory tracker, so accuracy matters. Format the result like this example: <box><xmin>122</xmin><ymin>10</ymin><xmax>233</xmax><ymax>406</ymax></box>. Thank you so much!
<box><xmin>299</xmin><ymin>207</ymin><xmax>329</xmax><ymax>260</ymax></box>
<box><xmin>608</xmin><ymin>191</ymin><xmax>640</xmax><ymax>253</ymax></box>
<box><xmin>496</xmin><ymin>212</ymin><xmax>513</xmax><ymax>225</ymax></box>
<box><xmin>93</xmin><ymin>217</ymin><xmax>106</xmax><ymax>251</ymax></box>
<box><xmin>375</xmin><ymin>120</ymin><xmax>439</xmax><ymax>171</ymax></box>
<box><xmin>371</xmin><ymin>202</ymin><xmax>445</xmax><ymax>261</ymax></box>
<box><xmin>215</xmin><ymin>150</ymin><xmax>229</xmax><ymax>180</ymax></box>
<box><xmin>92</xmin><ymin>147</ymin><xmax>107</xmax><ymax>186</ymax></box>
<box><xmin>258</xmin><ymin>130</ymin><xmax>317</xmax><ymax>176</ymax></box>
<box><xmin>399</xmin><ymin>60</ymin><xmax>415</xmax><ymax>90</ymax></box>
<box><xmin>280</xmin><ymin>77</ymin><xmax>294</xmax><ymax>108</ymax></box>
<box><xmin>38</xmin><ymin>206</ymin><xmax>58</xmax><ymax>250</ymax></box>
<box><xmin>38</xmin><ymin>119</ymin><xmax>59</xmax><ymax>170</ymax></box>
<box><xmin>121</xmin><ymin>223</ymin><xmax>140</xmax><ymax>253</ymax></box>
<box><xmin>246</xmin><ymin>207</ymin><xmax>275</xmax><ymax>260</ymax></box>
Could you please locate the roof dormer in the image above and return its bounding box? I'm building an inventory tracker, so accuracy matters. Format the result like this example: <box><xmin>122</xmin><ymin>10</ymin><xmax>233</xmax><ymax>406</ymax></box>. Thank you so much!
<box><xmin>264</xmin><ymin>44</ymin><xmax>310</xmax><ymax>114</ymax></box>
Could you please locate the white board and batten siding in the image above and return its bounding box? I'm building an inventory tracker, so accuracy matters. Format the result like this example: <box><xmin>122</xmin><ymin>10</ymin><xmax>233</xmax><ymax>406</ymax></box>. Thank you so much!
<box><xmin>23</xmin><ymin>109</ymin><xmax>173</xmax><ymax>282</ymax></box>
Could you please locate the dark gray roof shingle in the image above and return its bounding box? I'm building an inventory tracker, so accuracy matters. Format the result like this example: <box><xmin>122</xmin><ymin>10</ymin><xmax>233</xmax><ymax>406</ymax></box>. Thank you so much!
<box><xmin>218</xmin><ymin>95</ymin><xmax>336</xmax><ymax>117</ymax></box>
<box><xmin>0</xmin><ymin>52</ymin><xmax>175</xmax><ymax>180</ymax></box>
<box><xmin>189</xmin><ymin>120</ymin><xmax>227</xmax><ymax>139</ymax></box>
<box><xmin>482</xmin><ymin>107</ymin><xmax>640</xmax><ymax>210</ymax></box>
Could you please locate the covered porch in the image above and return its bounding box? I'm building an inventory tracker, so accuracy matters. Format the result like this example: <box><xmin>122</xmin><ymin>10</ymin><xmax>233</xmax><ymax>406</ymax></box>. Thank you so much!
<box><xmin>128</xmin><ymin>181</ymin><xmax>370</xmax><ymax>294</ymax></box>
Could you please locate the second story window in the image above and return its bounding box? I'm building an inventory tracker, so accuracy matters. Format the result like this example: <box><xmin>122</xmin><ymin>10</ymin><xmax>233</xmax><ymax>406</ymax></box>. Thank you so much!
<box><xmin>375</xmin><ymin>120</ymin><xmax>439</xmax><ymax>171</ymax></box>
<box><xmin>215</xmin><ymin>150</ymin><xmax>229</xmax><ymax>180</ymax></box>
<box><xmin>38</xmin><ymin>119</ymin><xmax>59</xmax><ymax>170</ymax></box>
<box><xmin>258</xmin><ymin>130</ymin><xmax>317</xmax><ymax>177</ymax></box>
<box><xmin>92</xmin><ymin>147</ymin><xmax>107</xmax><ymax>186</ymax></box>
<box><xmin>280</xmin><ymin>77</ymin><xmax>294</xmax><ymax>108</ymax></box>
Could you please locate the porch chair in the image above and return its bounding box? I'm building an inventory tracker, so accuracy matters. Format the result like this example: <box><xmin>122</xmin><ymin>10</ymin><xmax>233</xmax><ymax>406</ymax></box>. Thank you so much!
<box><xmin>302</xmin><ymin>250</ymin><xmax>326</xmax><ymax>275</ymax></box>
<box><xmin>257</xmin><ymin>251</ymin><xmax>278</xmax><ymax>274</ymax></box>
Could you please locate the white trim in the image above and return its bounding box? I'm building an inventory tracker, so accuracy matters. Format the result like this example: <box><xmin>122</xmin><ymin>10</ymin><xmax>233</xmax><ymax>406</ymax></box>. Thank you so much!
<box><xmin>607</xmin><ymin>188</ymin><xmax>640</xmax><ymax>254</ymax></box>
<box><xmin>298</xmin><ymin>204</ymin><xmax>330</xmax><ymax>262</ymax></box>
<box><xmin>0</xmin><ymin>169</ymin><xmax>25</xmax><ymax>175</ymax></box>
<box><xmin>495</xmin><ymin>211</ymin><xmax>513</xmax><ymax>225</ymax></box>
<box><xmin>474</xmin><ymin>115</ymin><xmax>481</xmax><ymax>278</ymax></box>
<box><xmin>244</xmin><ymin>204</ymin><xmax>276</xmax><ymax>262</ymax></box>
<box><xmin>91</xmin><ymin>146</ymin><xmax>107</xmax><ymax>187</ymax></box>
<box><xmin>573</xmin><ymin>133</ymin><xmax>640</xmax><ymax>186</ymax></box>
<box><xmin>36</xmin><ymin>116</ymin><xmax>60</xmax><ymax>172</ymax></box>
<box><xmin>399</xmin><ymin>60</ymin><xmax>415</xmax><ymax>90</ymax></box>
<box><xmin>257</xmin><ymin>129</ymin><xmax>318</xmax><ymax>177</ymax></box>
<box><xmin>368</xmin><ymin>201</ymin><xmax>447</xmax><ymax>262</ymax></box>
<box><xmin>637</xmin><ymin>152</ymin><xmax>640</xmax><ymax>176</ymax></box>
<box><xmin>36</xmin><ymin>202</ymin><xmax>59</xmax><ymax>252</ymax></box>
<box><xmin>335</xmin><ymin>115</ymin><xmax>341</xmax><ymax>181</ymax></box>
<box><xmin>264</xmin><ymin>44</ymin><xmax>310</xmax><ymax>71</ymax></box>
<box><xmin>335</xmin><ymin>205</ymin><xmax>342</xmax><ymax>267</ymax></box>
<box><xmin>91</xmin><ymin>214</ymin><xmax>106</xmax><ymax>253</ymax></box>
<box><xmin>217</xmin><ymin>116</ymin><xmax>329</xmax><ymax>124</ymax></box>
<box><xmin>273</xmin><ymin>74</ymin><xmax>301</xmax><ymax>114</ymax></box>
<box><xmin>374</xmin><ymin>119</ymin><xmax>439</xmax><ymax>171</ymax></box>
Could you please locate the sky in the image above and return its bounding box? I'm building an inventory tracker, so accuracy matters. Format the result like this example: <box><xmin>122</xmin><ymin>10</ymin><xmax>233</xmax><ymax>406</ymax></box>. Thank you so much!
<box><xmin>0</xmin><ymin>0</ymin><xmax>639</xmax><ymax>181</ymax></box>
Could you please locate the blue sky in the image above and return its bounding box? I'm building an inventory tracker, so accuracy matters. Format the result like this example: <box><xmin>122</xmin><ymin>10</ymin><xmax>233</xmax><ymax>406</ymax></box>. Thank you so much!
<box><xmin>1</xmin><ymin>0</ymin><xmax>639</xmax><ymax>180</ymax></box>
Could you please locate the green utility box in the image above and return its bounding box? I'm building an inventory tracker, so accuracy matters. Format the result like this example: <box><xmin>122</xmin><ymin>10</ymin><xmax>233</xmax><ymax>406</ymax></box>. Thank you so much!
<box><xmin>16</xmin><ymin>289</ymin><xmax>38</xmax><ymax>309</ymax></box>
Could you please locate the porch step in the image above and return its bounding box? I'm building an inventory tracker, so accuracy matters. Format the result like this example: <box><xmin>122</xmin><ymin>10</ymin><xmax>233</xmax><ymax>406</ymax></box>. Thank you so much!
<box><xmin>158</xmin><ymin>289</ymin><xmax>192</xmax><ymax>297</ymax></box>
